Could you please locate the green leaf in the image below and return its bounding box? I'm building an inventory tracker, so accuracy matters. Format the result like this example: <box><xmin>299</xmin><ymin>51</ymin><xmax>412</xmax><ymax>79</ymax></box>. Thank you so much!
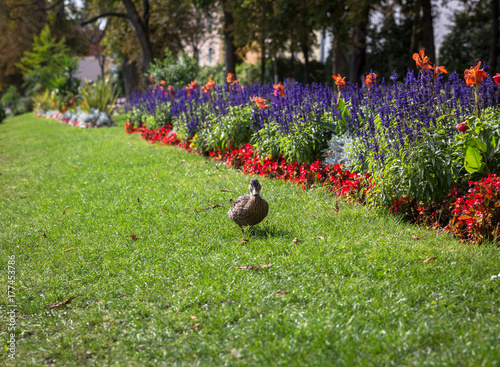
<box><xmin>464</xmin><ymin>144</ymin><xmax>485</xmax><ymax>174</ymax></box>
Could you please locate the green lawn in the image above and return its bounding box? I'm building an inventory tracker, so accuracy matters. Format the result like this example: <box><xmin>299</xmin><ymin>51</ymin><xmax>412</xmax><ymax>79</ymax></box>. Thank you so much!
<box><xmin>1</xmin><ymin>113</ymin><xmax>500</xmax><ymax>366</ymax></box>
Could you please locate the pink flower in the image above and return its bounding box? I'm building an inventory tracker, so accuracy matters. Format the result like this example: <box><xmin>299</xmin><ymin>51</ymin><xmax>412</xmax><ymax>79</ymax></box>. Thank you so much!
<box><xmin>456</xmin><ymin>122</ymin><xmax>467</xmax><ymax>133</ymax></box>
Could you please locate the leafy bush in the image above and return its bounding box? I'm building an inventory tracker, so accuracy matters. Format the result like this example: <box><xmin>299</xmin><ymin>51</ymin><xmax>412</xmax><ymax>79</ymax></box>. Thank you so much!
<box><xmin>1</xmin><ymin>86</ymin><xmax>20</xmax><ymax>114</ymax></box>
<box><xmin>448</xmin><ymin>174</ymin><xmax>500</xmax><ymax>243</ymax></box>
<box><xmin>50</xmin><ymin>55</ymin><xmax>80</xmax><ymax>108</ymax></box>
<box><xmin>0</xmin><ymin>104</ymin><xmax>6</xmax><ymax>123</ymax></box>
<box><xmin>80</xmin><ymin>79</ymin><xmax>118</xmax><ymax>114</ymax></box>
<box><xmin>252</xmin><ymin>119</ymin><xmax>330</xmax><ymax>164</ymax></box>
<box><xmin>32</xmin><ymin>90</ymin><xmax>60</xmax><ymax>112</ymax></box>
<box><xmin>193</xmin><ymin>105</ymin><xmax>255</xmax><ymax>152</ymax></box>
<box><xmin>323</xmin><ymin>135</ymin><xmax>355</xmax><ymax>168</ymax></box>
<box><xmin>361</xmin><ymin>129</ymin><xmax>462</xmax><ymax>206</ymax></box>
<box><xmin>148</xmin><ymin>50</ymin><xmax>198</xmax><ymax>89</ymax></box>
<box><xmin>17</xmin><ymin>97</ymin><xmax>33</xmax><ymax>114</ymax></box>
<box><xmin>17</xmin><ymin>25</ymin><xmax>69</xmax><ymax>95</ymax></box>
<box><xmin>197</xmin><ymin>63</ymin><xmax>225</xmax><ymax>85</ymax></box>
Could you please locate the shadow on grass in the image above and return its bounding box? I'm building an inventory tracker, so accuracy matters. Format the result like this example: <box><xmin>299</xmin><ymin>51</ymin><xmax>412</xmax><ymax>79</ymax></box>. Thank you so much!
<box><xmin>249</xmin><ymin>225</ymin><xmax>293</xmax><ymax>238</ymax></box>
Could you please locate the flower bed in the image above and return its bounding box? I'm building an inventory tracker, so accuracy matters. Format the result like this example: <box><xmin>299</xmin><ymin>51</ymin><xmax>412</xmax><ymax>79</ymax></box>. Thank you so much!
<box><xmin>124</xmin><ymin>54</ymin><xmax>500</xmax><ymax>244</ymax></box>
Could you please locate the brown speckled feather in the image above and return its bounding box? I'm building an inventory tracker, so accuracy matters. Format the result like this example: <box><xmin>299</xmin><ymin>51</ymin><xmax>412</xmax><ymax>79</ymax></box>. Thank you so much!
<box><xmin>228</xmin><ymin>178</ymin><xmax>269</xmax><ymax>232</ymax></box>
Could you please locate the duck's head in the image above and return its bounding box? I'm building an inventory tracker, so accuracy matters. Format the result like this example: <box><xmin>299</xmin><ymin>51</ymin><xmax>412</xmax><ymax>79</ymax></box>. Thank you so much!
<box><xmin>249</xmin><ymin>178</ymin><xmax>262</xmax><ymax>196</ymax></box>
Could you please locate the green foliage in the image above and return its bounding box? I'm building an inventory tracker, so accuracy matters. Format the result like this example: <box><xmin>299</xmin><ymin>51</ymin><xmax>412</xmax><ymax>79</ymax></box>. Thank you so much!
<box><xmin>50</xmin><ymin>55</ymin><xmax>81</xmax><ymax>106</ymax></box>
<box><xmin>1</xmin><ymin>86</ymin><xmax>20</xmax><ymax>114</ymax></box>
<box><xmin>16</xmin><ymin>97</ymin><xmax>34</xmax><ymax>114</ymax></box>
<box><xmin>459</xmin><ymin>110</ymin><xmax>500</xmax><ymax>176</ymax></box>
<box><xmin>17</xmin><ymin>25</ymin><xmax>70</xmax><ymax>95</ymax></box>
<box><xmin>361</xmin><ymin>130</ymin><xmax>462</xmax><ymax>206</ymax></box>
<box><xmin>80</xmin><ymin>79</ymin><xmax>118</xmax><ymax>114</ymax></box>
<box><xmin>147</xmin><ymin>50</ymin><xmax>199</xmax><ymax>88</ymax></box>
<box><xmin>253</xmin><ymin>118</ymin><xmax>329</xmax><ymax>164</ymax></box>
<box><xmin>143</xmin><ymin>104</ymin><xmax>172</xmax><ymax>130</ymax></box>
<box><xmin>0</xmin><ymin>104</ymin><xmax>5</xmax><ymax>123</ymax></box>
<box><xmin>127</xmin><ymin>107</ymin><xmax>146</xmax><ymax>128</ymax></box>
<box><xmin>32</xmin><ymin>90</ymin><xmax>60</xmax><ymax>113</ymax></box>
<box><xmin>198</xmin><ymin>63</ymin><xmax>226</xmax><ymax>85</ymax></box>
<box><xmin>193</xmin><ymin>105</ymin><xmax>255</xmax><ymax>152</ymax></box>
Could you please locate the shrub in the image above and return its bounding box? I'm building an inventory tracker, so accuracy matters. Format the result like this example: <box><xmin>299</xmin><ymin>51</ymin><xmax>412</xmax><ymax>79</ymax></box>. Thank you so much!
<box><xmin>17</xmin><ymin>97</ymin><xmax>33</xmax><ymax>114</ymax></box>
<box><xmin>448</xmin><ymin>174</ymin><xmax>500</xmax><ymax>243</ymax></box>
<box><xmin>1</xmin><ymin>86</ymin><xmax>20</xmax><ymax>115</ymax></box>
<box><xmin>147</xmin><ymin>50</ymin><xmax>198</xmax><ymax>89</ymax></box>
<box><xmin>323</xmin><ymin>135</ymin><xmax>355</xmax><ymax>168</ymax></box>
<box><xmin>32</xmin><ymin>90</ymin><xmax>60</xmax><ymax>113</ymax></box>
<box><xmin>0</xmin><ymin>104</ymin><xmax>6</xmax><ymax>123</ymax></box>
<box><xmin>80</xmin><ymin>79</ymin><xmax>118</xmax><ymax>114</ymax></box>
<box><xmin>193</xmin><ymin>105</ymin><xmax>255</xmax><ymax>152</ymax></box>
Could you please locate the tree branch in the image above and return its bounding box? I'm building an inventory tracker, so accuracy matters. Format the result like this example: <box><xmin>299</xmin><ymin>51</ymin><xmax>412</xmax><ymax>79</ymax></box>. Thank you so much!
<box><xmin>80</xmin><ymin>12</ymin><xmax>128</xmax><ymax>27</ymax></box>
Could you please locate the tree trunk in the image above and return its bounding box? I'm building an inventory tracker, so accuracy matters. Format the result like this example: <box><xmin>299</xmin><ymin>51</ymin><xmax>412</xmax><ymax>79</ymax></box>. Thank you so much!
<box><xmin>332</xmin><ymin>36</ymin><xmax>347</xmax><ymax>76</ymax></box>
<box><xmin>489</xmin><ymin>0</ymin><xmax>499</xmax><ymax>75</ymax></box>
<box><xmin>331</xmin><ymin>9</ymin><xmax>347</xmax><ymax>77</ymax></box>
<box><xmin>260</xmin><ymin>39</ymin><xmax>266</xmax><ymax>84</ymax></box>
<box><xmin>121</xmin><ymin>59</ymin><xmax>139</xmax><ymax>98</ymax></box>
<box><xmin>409</xmin><ymin>0</ymin><xmax>421</xmax><ymax>68</ymax></box>
<box><xmin>301</xmin><ymin>43</ymin><xmax>309</xmax><ymax>84</ymax></box>
<box><xmin>350</xmin><ymin>18</ymin><xmax>368</xmax><ymax>86</ymax></box>
<box><xmin>221</xmin><ymin>0</ymin><xmax>236</xmax><ymax>76</ymax></box>
<box><xmin>421</xmin><ymin>0</ymin><xmax>435</xmax><ymax>62</ymax></box>
<box><xmin>121</xmin><ymin>0</ymin><xmax>153</xmax><ymax>73</ymax></box>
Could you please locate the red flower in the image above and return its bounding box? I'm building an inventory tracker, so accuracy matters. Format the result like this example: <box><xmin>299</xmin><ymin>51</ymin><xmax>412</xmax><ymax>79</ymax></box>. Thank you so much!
<box><xmin>493</xmin><ymin>73</ymin><xmax>500</xmax><ymax>85</ymax></box>
<box><xmin>412</xmin><ymin>50</ymin><xmax>432</xmax><ymax>70</ymax></box>
<box><xmin>202</xmin><ymin>78</ymin><xmax>215</xmax><ymax>93</ymax></box>
<box><xmin>252</xmin><ymin>96</ymin><xmax>268</xmax><ymax>109</ymax></box>
<box><xmin>365</xmin><ymin>73</ymin><xmax>377</xmax><ymax>88</ymax></box>
<box><xmin>456</xmin><ymin>122</ymin><xmax>467</xmax><ymax>133</ymax></box>
<box><xmin>464</xmin><ymin>62</ymin><xmax>489</xmax><ymax>87</ymax></box>
<box><xmin>273</xmin><ymin>82</ymin><xmax>285</xmax><ymax>97</ymax></box>
<box><xmin>332</xmin><ymin>74</ymin><xmax>346</xmax><ymax>89</ymax></box>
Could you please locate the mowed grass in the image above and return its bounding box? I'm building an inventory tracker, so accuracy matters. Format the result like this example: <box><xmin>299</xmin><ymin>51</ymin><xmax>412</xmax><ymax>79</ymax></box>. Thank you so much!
<box><xmin>1</xmin><ymin>114</ymin><xmax>500</xmax><ymax>366</ymax></box>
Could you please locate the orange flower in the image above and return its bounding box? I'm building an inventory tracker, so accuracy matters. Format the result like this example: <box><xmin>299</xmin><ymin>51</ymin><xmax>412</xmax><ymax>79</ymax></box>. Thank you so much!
<box><xmin>185</xmin><ymin>80</ymin><xmax>197</xmax><ymax>97</ymax></box>
<box><xmin>365</xmin><ymin>73</ymin><xmax>377</xmax><ymax>87</ymax></box>
<box><xmin>464</xmin><ymin>61</ymin><xmax>489</xmax><ymax>87</ymax></box>
<box><xmin>434</xmin><ymin>65</ymin><xmax>447</xmax><ymax>75</ymax></box>
<box><xmin>273</xmin><ymin>82</ymin><xmax>285</xmax><ymax>97</ymax></box>
<box><xmin>168</xmin><ymin>85</ymin><xmax>175</xmax><ymax>98</ymax></box>
<box><xmin>202</xmin><ymin>78</ymin><xmax>215</xmax><ymax>93</ymax></box>
<box><xmin>412</xmin><ymin>50</ymin><xmax>432</xmax><ymax>70</ymax></box>
<box><xmin>160</xmin><ymin>80</ymin><xmax>166</xmax><ymax>86</ymax></box>
<box><xmin>252</xmin><ymin>96</ymin><xmax>268</xmax><ymax>109</ymax></box>
<box><xmin>227</xmin><ymin>73</ymin><xmax>236</xmax><ymax>84</ymax></box>
<box><xmin>149</xmin><ymin>75</ymin><xmax>155</xmax><ymax>83</ymax></box>
<box><xmin>332</xmin><ymin>74</ymin><xmax>346</xmax><ymax>89</ymax></box>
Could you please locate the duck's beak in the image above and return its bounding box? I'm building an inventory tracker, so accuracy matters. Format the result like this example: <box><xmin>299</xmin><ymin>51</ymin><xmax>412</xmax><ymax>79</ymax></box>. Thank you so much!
<box><xmin>251</xmin><ymin>187</ymin><xmax>259</xmax><ymax>196</ymax></box>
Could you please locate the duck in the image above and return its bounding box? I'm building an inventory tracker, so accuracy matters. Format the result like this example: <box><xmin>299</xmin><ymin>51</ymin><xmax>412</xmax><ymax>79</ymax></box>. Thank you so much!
<box><xmin>228</xmin><ymin>178</ymin><xmax>269</xmax><ymax>235</ymax></box>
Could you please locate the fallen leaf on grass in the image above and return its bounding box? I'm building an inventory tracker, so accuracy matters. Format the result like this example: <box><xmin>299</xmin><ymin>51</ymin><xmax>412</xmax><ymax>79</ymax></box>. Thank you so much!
<box><xmin>265</xmin><ymin>219</ymin><xmax>269</xmax><ymax>225</ymax></box>
<box><xmin>218</xmin><ymin>175</ymin><xmax>223</xmax><ymax>178</ymax></box>
<box><xmin>240</xmin><ymin>238</ymin><xmax>249</xmax><ymax>244</ymax></box>
<box><xmin>64</xmin><ymin>248</ymin><xmax>74</xmax><ymax>253</ymax></box>
<box><xmin>230</xmin><ymin>348</ymin><xmax>241</xmax><ymax>358</ymax></box>
<box><xmin>275</xmin><ymin>290</ymin><xmax>289</xmax><ymax>296</ymax></box>
<box><xmin>313</xmin><ymin>236</ymin><xmax>324</xmax><ymax>240</ymax></box>
<box><xmin>334</xmin><ymin>202</ymin><xmax>340</xmax><ymax>213</ymax></box>
<box><xmin>195</xmin><ymin>204</ymin><xmax>222</xmax><ymax>213</ymax></box>
<box><xmin>190</xmin><ymin>315</ymin><xmax>198</xmax><ymax>320</ymax></box>
<box><xmin>42</xmin><ymin>233</ymin><xmax>47</xmax><ymax>238</ymax></box>
<box><xmin>22</xmin><ymin>178</ymin><xmax>27</xmax><ymax>182</ymax></box>
<box><xmin>229</xmin><ymin>198</ymin><xmax>233</xmax><ymax>204</ymax></box>
<box><xmin>234</xmin><ymin>264</ymin><xmax>272</xmax><ymax>271</ymax></box>
<box><xmin>423</xmin><ymin>256</ymin><xmax>436</xmax><ymax>264</ymax></box>
<box><xmin>137</xmin><ymin>197</ymin><xmax>140</xmax><ymax>203</ymax></box>
<box><xmin>180</xmin><ymin>159</ymin><xmax>187</xmax><ymax>163</ymax></box>
<box><xmin>19</xmin><ymin>196</ymin><xmax>27</xmax><ymax>199</ymax></box>
<box><xmin>62</xmin><ymin>206</ymin><xmax>70</xmax><ymax>215</ymax></box>
<box><xmin>220</xmin><ymin>189</ymin><xmax>234</xmax><ymax>192</ymax></box>
<box><xmin>193</xmin><ymin>323</ymin><xmax>199</xmax><ymax>330</ymax></box>
<box><xmin>412</xmin><ymin>235</ymin><xmax>424</xmax><ymax>240</ymax></box>
<box><xmin>130</xmin><ymin>234</ymin><xmax>139</xmax><ymax>240</ymax></box>
<box><xmin>292</xmin><ymin>238</ymin><xmax>301</xmax><ymax>244</ymax></box>
<box><xmin>48</xmin><ymin>295</ymin><xmax>81</xmax><ymax>310</ymax></box>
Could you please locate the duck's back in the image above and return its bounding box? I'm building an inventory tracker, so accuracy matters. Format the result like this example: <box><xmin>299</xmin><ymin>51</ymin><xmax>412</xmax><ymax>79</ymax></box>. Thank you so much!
<box><xmin>228</xmin><ymin>194</ymin><xmax>268</xmax><ymax>226</ymax></box>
